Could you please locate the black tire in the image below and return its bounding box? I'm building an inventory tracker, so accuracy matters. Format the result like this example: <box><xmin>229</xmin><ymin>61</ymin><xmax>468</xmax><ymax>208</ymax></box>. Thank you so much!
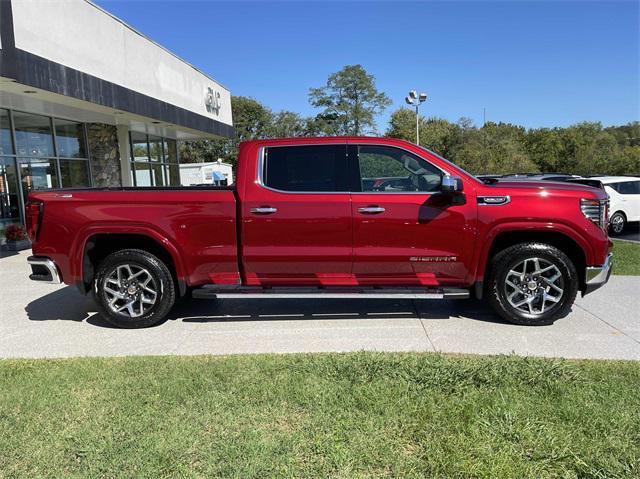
<box><xmin>487</xmin><ymin>243</ymin><xmax>578</xmax><ymax>326</ymax></box>
<box><xmin>92</xmin><ymin>249</ymin><xmax>175</xmax><ymax>328</ymax></box>
<box><xmin>609</xmin><ymin>211</ymin><xmax>626</xmax><ymax>236</ymax></box>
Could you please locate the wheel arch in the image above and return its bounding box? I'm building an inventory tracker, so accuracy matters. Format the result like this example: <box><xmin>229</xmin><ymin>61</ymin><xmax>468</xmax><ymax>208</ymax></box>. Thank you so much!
<box><xmin>611</xmin><ymin>210</ymin><xmax>627</xmax><ymax>219</ymax></box>
<box><xmin>78</xmin><ymin>231</ymin><xmax>187</xmax><ymax>297</ymax></box>
<box><xmin>475</xmin><ymin>225</ymin><xmax>590</xmax><ymax>298</ymax></box>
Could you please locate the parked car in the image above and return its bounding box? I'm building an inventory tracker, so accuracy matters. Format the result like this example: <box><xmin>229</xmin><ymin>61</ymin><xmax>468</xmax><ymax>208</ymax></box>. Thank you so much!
<box><xmin>586</xmin><ymin>176</ymin><xmax>640</xmax><ymax>235</ymax></box>
<box><xmin>25</xmin><ymin>137</ymin><xmax>612</xmax><ymax>328</ymax></box>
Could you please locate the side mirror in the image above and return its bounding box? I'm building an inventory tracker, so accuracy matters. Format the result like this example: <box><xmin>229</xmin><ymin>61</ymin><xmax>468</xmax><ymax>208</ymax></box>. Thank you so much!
<box><xmin>442</xmin><ymin>175</ymin><xmax>463</xmax><ymax>194</ymax></box>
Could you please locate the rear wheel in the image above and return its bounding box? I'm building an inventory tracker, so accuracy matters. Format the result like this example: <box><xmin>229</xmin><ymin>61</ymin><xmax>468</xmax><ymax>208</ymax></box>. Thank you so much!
<box><xmin>609</xmin><ymin>211</ymin><xmax>626</xmax><ymax>236</ymax></box>
<box><xmin>93</xmin><ymin>249</ymin><xmax>175</xmax><ymax>328</ymax></box>
<box><xmin>487</xmin><ymin>243</ymin><xmax>578</xmax><ymax>326</ymax></box>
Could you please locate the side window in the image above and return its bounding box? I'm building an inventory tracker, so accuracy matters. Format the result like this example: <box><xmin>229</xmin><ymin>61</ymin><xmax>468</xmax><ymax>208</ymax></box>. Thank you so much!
<box><xmin>617</xmin><ymin>181</ymin><xmax>640</xmax><ymax>195</ymax></box>
<box><xmin>263</xmin><ymin>145</ymin><xmax>348</xmax><ymax>192</ymax></box>
<box><xmin>358</xmin><ymin>145</ymin><xmax>442</xmax><ymax>193</ymax></box>
<box><xmin>607</xmin><ymin>183</ymin><xmax>622</xmax><ymax>194</ymax></box>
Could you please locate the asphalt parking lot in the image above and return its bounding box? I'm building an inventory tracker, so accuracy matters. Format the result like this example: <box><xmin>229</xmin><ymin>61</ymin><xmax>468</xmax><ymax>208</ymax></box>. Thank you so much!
<box><xmin>617</xmin><ymin>222</ymin><xmax>640</xmax><ymax>243</ymax></box>
<box><xmin>1</xmin><ymin>249</ymin><xmax>638</xmax><ymax>360</ymax></box>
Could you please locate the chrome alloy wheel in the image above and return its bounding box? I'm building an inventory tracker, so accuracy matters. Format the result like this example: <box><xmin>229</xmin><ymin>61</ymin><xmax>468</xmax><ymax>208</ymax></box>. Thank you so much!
<box><xmin>103</xmin><ymin>264</ymin><xmax>159</xmax><ymax>318</ymax></box>
<box><xmin>504</xmin><ymin>257</ymin><xmax>564</xmax><ymax>315</ymax></box>
<box><xmin>611</xmin><ymin>214</ymin><xmax>624</xmax><ymax>234</ymax></box>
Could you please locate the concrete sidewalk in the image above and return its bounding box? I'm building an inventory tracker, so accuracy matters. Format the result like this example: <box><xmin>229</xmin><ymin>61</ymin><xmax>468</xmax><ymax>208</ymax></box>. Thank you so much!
<box><xmin>1</xmin><ymin>249</ymin><xmax>638</xmax><ymax>360</ymax></box>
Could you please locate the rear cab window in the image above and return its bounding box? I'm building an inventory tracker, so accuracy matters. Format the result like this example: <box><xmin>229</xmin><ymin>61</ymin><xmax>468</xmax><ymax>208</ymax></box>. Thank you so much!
<box><xmin>263</xmin><ymin>145</ymin><xmax>349</xmax><ymax>192</ymax></box>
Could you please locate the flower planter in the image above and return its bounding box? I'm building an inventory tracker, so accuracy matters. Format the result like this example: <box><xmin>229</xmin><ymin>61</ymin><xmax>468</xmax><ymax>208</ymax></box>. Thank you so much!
<box><xmin>3</xmin><ymin>239</ymin><xmax>31</xmax><ymax>251</ymax></box>
<box><xmin>3</xmin><ymin>224</ymin><xmax>29</xmax><ymax>251</ymax></box>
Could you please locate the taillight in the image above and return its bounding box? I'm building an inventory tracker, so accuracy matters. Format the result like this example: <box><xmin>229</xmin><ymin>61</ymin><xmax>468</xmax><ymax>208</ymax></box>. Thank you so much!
<box><xmin>25</xmin><ymin>201</ymin><xmax>43</xmax><ymax>242</ymax></box>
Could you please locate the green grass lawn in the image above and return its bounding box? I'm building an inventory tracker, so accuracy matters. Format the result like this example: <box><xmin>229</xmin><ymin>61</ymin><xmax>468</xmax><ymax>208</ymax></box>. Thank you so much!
<box><xmin>613</xmin><ymin>239</ymin><xmax>640</xmax><ymax>275</ymax></box>
<box><xmin>1</xmin><ymin>353</ymin><xmax>639</xmax><ymax>478</ymax></box>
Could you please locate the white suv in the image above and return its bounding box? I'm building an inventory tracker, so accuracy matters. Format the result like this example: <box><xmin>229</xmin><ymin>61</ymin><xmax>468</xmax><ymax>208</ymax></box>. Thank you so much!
<box><xmin>589</xmin><ymin>176</ymin><xmax>640</xmax><ymax>235</ymax></box>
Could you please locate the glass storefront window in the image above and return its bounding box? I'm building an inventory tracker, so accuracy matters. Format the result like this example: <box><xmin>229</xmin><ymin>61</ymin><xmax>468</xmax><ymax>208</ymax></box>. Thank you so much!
<box><xmin>168</xmin><ymin>164</ymin><xmax>180</xmax><ymax>185</ymax></box>
<box><xmin>164</xmin><ymin>139</ymin><xmax>178</xmax><ymax>163</ymax></box>
<box><xmin>149</xmin><ymin>135</ymin><xmax>163</xmax><ymax>162</ymax></box>
<box><xmin>0</xmin><ymin>110</ymin><xmax>91</xmax><ymax>225</ymax></box>
<box><xmin>13</xmin><ymin>112</ymin><xmax>55</xmax><ymax>157</ymax></box>
<box><xmin>0</xmin><ymin>110</ymin><xmax>13</xmax><ymax>156</ymax></box>
<box><xmin>132</xmin><ymin>162</ymin><xmax>152</xmax><ymax>186</ymax></box>
<box><xmin>151</xmin><ymin>163</ymin><xmax>166</xmax><ymax>186</ymax></box>
<box><xmin>130</xmin><ymin>132</ymin><xmax>180</xmax><ymax>187</ymax></box>
<box><xmin>131</xmin><ymin>131</ymin><xmax>149</xmax><ymax>162</ymax></box>
<box><xmin>0</xmin><ymin>157</ymin><xmax>20</xmax><ymax>228</ymax></box>
<box><xmin>60</xmin><ymin>159</ymin><xmax>90</xmax><ymax>188</ymax></box>
<box><xmin>55</xmin><ymin>119</ymin><xmax>86</xmax><ymax>158</ymax></box>
<box><xmin>18</xmin><ymin>158</ymin><xmax>58</xmax><ymax>201</ymax></box>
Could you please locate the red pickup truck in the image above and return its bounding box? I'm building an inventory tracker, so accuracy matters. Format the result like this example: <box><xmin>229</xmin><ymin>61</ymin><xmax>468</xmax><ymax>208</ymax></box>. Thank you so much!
<box><xmin>25</xmin><ymin>137</ymin><xmax>612</xmax><ymax>328</ymax></box>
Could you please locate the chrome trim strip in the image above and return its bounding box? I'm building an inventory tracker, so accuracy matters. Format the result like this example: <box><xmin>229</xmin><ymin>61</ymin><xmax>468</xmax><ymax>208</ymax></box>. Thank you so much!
<box><xmin>27</xmin><ymin>257</ymin><xmax>62</xmax><ymax>284</ymax></box>
<box><xmin>477</xmin><ymin>195</ymin><xmax>511</xmax><ymax>206</ymax></box>
<box><xmin>350</xmin><ymin>191</ymin><xmax>438</xmax><ymax>196</ymax></box>
<box><xmin>585</xmin><ymin>253</ymin><xmax>613</xmax><ymax>285</ymax></box>
<box><xmin>255</xmin><ymin>143</ymin><xmax>451</xmax><ymax>195</ymax></box>
<box><xmin>256</xmin><ymin>145</ymin><xmax>351</xmax><ymax>195</ymax></box>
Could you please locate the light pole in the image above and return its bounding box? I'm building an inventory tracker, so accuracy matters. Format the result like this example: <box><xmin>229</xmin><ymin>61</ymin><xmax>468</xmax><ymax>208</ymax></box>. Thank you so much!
<box><xmin>405</xmin><ymin>90</ymin><xmax>427</xmax><ymax>145</ymax></box>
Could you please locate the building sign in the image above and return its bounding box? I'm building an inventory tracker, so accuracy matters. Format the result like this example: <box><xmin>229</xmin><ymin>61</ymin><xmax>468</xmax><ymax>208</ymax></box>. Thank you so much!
<box><xmin>205</xmin><ymin>87</ymin><xmax>221</xmax><ymax>115</ymax></box>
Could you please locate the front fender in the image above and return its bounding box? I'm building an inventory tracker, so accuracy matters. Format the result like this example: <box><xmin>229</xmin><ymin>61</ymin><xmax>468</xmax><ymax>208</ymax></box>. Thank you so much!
<box><xmin>473</xmin><ymin>221</ymin><xmax>594</xmax><ymax>282</ymax></box>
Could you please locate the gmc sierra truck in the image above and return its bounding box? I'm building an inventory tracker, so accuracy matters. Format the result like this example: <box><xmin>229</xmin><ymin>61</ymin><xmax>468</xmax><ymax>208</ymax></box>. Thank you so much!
<box><xmin>25</xmin><ymin>137</ymin><xmax>613</xmax><ymax>328</ymax></box>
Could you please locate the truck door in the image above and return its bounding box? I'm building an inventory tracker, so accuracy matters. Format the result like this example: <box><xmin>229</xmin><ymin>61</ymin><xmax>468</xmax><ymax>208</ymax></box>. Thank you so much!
<box><xmin>241</xmin><ymin>143</ymin><xmax>355</xmax><ymax>286</ymax></box>
<box><xmin>350</xmin><ymin>143</ymin><xmax>476</xmax><ymax>286</ymax></box>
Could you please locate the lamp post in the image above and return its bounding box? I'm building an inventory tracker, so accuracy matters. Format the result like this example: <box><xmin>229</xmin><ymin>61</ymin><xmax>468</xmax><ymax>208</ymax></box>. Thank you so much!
<box><xmin>405</xmin><ymin>90</ymin><xmax>427</xmax><ymax>145</ymax></box>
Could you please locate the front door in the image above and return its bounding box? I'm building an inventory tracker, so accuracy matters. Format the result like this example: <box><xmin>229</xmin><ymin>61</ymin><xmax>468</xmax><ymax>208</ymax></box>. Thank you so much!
<box><xmin>350</xmin><ymin>144</ymin><xmax>476</xmax><ymax>286</ymax></box>
<box><xmin>241</xmin><ymin>143</ymin><xmax>354</xmax><ymax>286</ymax></box>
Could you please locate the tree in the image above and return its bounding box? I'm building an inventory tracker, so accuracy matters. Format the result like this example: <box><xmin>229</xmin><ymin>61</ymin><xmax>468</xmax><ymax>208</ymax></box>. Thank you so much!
<box><xmin>525</xmin><ymin>128</ymin><xmax>564</xmax><ymax>172</ymax></box>
<box><xmin>385</xmin><ymin>109</ymin><xmax>460</xmax><ymax>158</ymax></box>
<box><xmin>386</xmin><ymin>108</ymin><xmax>424</xmax><ymax>142</ymax></box>
<box><xmin>178</xmin><ymin>139</ymin><xmax>229</xmax><ymax>164</ymax></box>
<box><xmin>232</xmin><ymin>96</ymin><xmax>274</xmax><ymax>143</ymax></box>
<box><xmin>270</xmin><ymin>111</ymin><xmax>308</xmax><ymax>138</ymax></box>
<box><xmin>179</xmin><ymin>95</ymin><xmax>273</xmax><ymax>167</ymax></box>
<box><xmin>180</xmin><ymin>91</ymin><xmax>639</xmax><ymax>177</ymax></box>
<box><xmin>309</xmin><ymin>65</ymin><xmax>391</xmax><ymax>135</ymax></box>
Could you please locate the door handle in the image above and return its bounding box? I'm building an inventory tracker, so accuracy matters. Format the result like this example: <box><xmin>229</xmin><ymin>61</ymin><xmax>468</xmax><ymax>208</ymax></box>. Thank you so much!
<box><xmin>250</xmin><ymin>206</ymin><xmax>278</xmax><ymax>215</ymax></box>
<box><xmin>358</xmin><ymin>206</ymin><xmax>385</xmax><ymax>214</ymax></box>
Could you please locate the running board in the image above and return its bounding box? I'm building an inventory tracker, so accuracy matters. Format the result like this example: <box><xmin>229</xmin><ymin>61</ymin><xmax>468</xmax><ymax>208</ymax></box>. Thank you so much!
<box><xmin>192</xmin><ymin>285</ymin><xmax>470</xmax><ymax>300</ymax></box>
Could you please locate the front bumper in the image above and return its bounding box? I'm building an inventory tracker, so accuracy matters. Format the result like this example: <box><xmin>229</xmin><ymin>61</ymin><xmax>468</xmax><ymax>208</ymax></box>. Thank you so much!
<box><xmin>27</xmin><ymin>256</ymin><xmax>62</xmax><ymax>284</ymax></box>
<box><xmin>583</xmin><ymin>253</ymin><xmax>613</xmax><ymax>295</ymax></box>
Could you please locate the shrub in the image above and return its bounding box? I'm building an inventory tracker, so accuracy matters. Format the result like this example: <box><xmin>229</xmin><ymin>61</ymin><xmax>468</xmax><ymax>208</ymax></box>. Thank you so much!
<box><xmin>4</xmin><ymin>224</ymin><xmax>27</xmax><ymax>242</ymax></box>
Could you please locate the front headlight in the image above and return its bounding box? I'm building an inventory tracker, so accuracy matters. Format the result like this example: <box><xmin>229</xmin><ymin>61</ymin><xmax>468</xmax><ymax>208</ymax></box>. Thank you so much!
<box><xmin>581</xmin><ymin>198</ymin><xmax>608</xmax><ymax>231</ymax></box>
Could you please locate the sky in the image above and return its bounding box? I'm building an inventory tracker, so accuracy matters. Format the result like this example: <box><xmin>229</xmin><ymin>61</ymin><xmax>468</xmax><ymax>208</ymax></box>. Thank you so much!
<box><xmin>96</xmin><ymin>0</ymin><xmax>639</xmax><ymax>131</ymax></box>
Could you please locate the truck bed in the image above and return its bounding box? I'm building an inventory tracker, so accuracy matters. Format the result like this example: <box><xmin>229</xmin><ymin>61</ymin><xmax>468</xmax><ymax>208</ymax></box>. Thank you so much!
<box><xmin>29</xmin><ymin>188</ymin><xmax>239</xmax><ymax>289</ymax></box>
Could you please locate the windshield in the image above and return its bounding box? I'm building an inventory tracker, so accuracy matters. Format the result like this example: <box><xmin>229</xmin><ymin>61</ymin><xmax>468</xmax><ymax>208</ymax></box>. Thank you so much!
<box><xmin>418</xmin><ymin>146</ymin><xmax>480</xmax><ymax>181</ymax></box>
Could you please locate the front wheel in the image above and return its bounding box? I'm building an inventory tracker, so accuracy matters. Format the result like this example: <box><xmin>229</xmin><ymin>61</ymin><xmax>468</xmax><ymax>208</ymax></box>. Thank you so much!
<box><xmin>487</xmin><ymin>243</ymin><xmax>578</xmax><ymax>326</ymax></box>
<box><xmin>93</xmin><ymin>249</ymin><xmax>175</xmax><ymax>328</ymax></box>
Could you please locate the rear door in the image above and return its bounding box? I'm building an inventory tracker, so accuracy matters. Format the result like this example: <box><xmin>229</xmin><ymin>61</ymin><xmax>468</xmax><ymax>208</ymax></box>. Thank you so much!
<box><xmin>617</xmin><ymin>181</ymin><xmax>640</xmax><ymax>221</ymax></box>
<box><xmin>350</xmin><ymin>143</ymin><xmax>476</xmax><ymax>286</ymax></box>
<box><xmin>240</xmin><ymin>143</ymin><xmax>355</xmax><ymax>286</ymax></box>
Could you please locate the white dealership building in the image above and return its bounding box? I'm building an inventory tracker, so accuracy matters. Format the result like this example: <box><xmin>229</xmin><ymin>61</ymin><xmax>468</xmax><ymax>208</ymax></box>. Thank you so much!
<box><xmin>0</xmin><ymin>0</ymin><xmax>233</xmax><ymax>228</ymax></box>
